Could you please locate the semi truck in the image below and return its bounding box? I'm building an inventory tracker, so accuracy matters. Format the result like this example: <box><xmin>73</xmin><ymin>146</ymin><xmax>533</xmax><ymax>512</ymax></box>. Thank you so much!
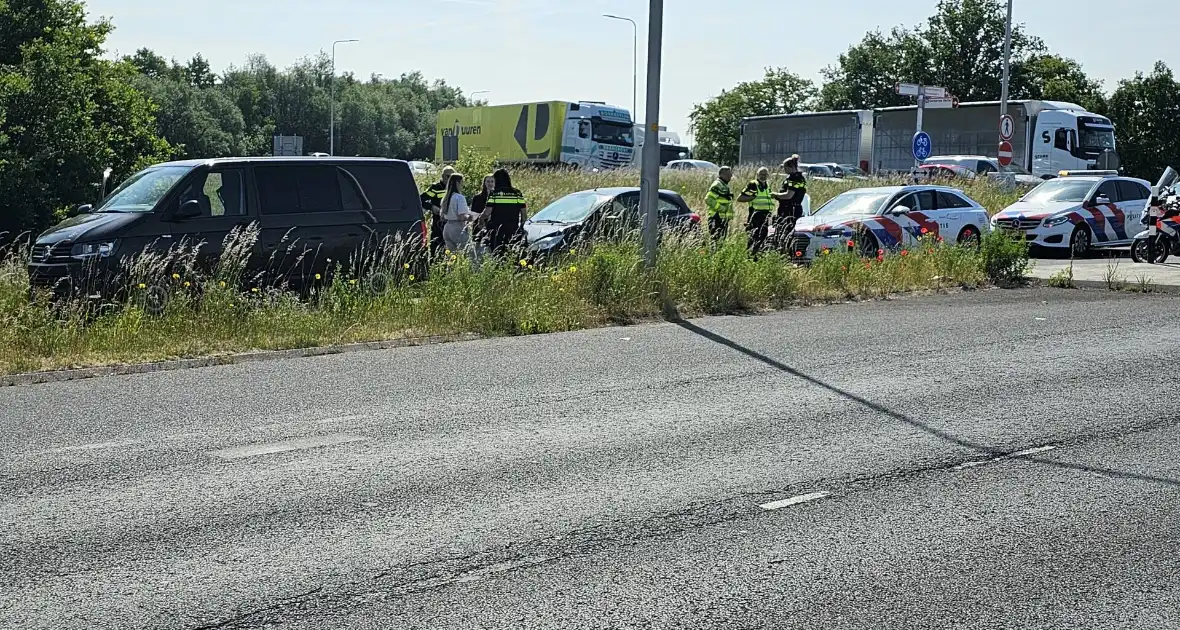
<box><xmin>739</xmin><ymin>100</ymin><xmax>1118</xmax><ymax>179</ymax></box>
<box><xmin>632</xmin><ymin>126</ymin><xmax>693</xmax><ymax>167</ymax></box>
<box><xmin>435</xmin><ymin>101</ymin><xmax>635</xmax><ymax>170</ymax></box>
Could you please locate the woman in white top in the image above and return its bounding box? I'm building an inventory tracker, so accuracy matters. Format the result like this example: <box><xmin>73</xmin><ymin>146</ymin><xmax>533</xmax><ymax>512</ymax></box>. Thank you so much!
<box><xmin>440</xmin><ymin>172</ymin><xmax>479</xmax><ymax>254</ymax></box>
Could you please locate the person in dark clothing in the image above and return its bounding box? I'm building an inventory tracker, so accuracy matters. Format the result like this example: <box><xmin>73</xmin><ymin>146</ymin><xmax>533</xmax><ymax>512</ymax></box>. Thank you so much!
<box><xmin>736</xmin><ymin>167</ymin><xmax>774</xmax><ymax>256</ymax></box>
<box><xmin>469</xmin><ymin>173</ymin><xmax>495</xmax><ymax>254</ymax></box>
<box><xmin>483</xmin><ymin>168</ymin><xmax>527</xmax><ymax>256</ymax></box>
<box><xmin>420</xmin><ymin>165</ymin><xmax>455</xmax><ymax>259</ymax></box>
<box><xmin>772</xmin><ymin>154</ymin><xmax>807</xmax><ymax>251</ymax></box>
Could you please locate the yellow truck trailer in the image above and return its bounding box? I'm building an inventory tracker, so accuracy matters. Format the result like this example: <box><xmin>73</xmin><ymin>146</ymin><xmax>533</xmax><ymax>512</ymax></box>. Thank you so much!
<box><xmin>436</xmin><ymin>101</ymin><xmax>635</xmax><ymax>170</ymax></box>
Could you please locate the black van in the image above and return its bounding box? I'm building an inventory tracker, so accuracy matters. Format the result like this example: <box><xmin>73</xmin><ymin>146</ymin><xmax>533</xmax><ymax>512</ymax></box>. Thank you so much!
<box><xmin>27</xmin><ymin>156</ymin><xmax>426</xmax><ymax>300</ymax></box>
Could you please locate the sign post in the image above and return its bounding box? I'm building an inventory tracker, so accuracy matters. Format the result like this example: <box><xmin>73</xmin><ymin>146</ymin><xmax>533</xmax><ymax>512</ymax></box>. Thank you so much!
<box><xmin>999</xmin><ymin>114</ymin><xmax>1014</xmax><ymax>141</ymax></box>
<box><xmin>898</xmin><ymin>83</ymin><xmax>945</xmax><ymax>169</ymax></box>
<box><xmin>997</xmin><ymin>140</ymin><xmax>1014</xmax><ymax>167</ymax></box>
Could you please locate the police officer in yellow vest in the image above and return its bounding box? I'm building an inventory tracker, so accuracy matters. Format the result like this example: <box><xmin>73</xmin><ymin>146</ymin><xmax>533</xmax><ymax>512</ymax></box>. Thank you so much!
<box><xmin>737</xmin><ymin>167</ymin><xmax>775</xmax><ymax>255</ymax></box>
<box><xmin>704</xmin><ymin>166</ymin><xmax>735</xmax><ymax>240</ymax></box>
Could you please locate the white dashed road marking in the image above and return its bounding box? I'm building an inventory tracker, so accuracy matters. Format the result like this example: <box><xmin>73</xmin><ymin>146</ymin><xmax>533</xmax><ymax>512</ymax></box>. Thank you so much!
<box><xmin>759</xmin><ymin>491</ymin><xmax>831</xmax><ymax>511</ymax></box>
<box><xmin>209</xmin><ymin>434</ymin><xmax>368</xmax><ymax>459</ymax></box>
<box><xmin>954</xmin><ymin>445</ymin><xmax>1056</xmax><ymax>471</ymax></box>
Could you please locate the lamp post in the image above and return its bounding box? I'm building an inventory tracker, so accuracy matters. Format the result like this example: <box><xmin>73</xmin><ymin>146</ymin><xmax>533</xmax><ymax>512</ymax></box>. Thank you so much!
<box><xmin>638</xmin><ymin>1</ymin><xmax>662</xmax><ymax>269</ymax></box>
<box><xmin>999</xmin><ymin>0</ymin><xmax>1012</xmax><ymax>130</ymax></box>
<box><xmin>603</xmin><ymin>14</ymin><xmax>637</xmax><ymax>119</ymax></box>
<box><xmin>329</xmin><ymin>38</ymin><xmax>358</xmax><ymax>156</ymax></box>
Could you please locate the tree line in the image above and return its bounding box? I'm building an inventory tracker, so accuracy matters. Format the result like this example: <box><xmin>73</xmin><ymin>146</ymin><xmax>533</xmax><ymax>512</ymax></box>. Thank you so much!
<box><xmin>689</xmin><ymin>0</ymin><xmax>1180</xmax><ymax>181</ymax></box>
<box><xmin>3</xmin><ymin>0</ymin><xmax>1179</xmax><ymax>242</ymax></box>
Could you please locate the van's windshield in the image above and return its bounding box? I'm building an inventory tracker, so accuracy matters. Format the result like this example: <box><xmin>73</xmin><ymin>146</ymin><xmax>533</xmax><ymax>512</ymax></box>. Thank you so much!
<box><xmin>97</xmin><ymin>166</ymin><xmax>191</xmax><ymax>213</ymax></box>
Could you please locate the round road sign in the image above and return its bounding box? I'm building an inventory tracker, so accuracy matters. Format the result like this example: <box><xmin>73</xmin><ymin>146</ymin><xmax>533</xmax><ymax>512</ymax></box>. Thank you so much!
<box><xmin>912</xmin><ymin>131</ymin><xmax>932</xmax><ymax>161</ymax></box>
<box><xmin>999</xmin><ymin>114</ymin><xmax>1015</xmax><ymax>141</ymax></box>
<box><xmin>998</xmin><ymin>140</ymin><xmax>1014</xmax><ymax>167</ymax></box>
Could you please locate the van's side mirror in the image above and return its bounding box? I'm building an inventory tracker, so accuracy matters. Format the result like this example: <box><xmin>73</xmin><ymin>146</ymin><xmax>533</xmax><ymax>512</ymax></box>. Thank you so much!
<box><xmin>76</xmin><ymin>204</ymin><xmax>93</xmax><ymax>215</ymax></box>
<box><xmin>171</xmin><ymin>199</ymin><xmax>202</xmax><ymax>220</ymax></box>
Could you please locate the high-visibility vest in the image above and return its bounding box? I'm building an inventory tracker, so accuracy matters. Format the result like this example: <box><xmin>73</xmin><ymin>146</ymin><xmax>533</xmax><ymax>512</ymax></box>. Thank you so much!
<box><xmin>746</xmin><ymin>181</ymin><xmax>774</xmax><ymax>212</ymax></box>
<box><xmin>705</xmin><ymin>179</ymin><xmax>734</xmax><ymax>219</ymax></box>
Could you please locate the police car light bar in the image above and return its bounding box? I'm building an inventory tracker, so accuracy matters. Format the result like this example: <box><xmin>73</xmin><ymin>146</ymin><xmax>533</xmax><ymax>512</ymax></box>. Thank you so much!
<box><xmin>1058</xmin><ymin>169</ymin><xmax>1119</xmax><ymax>177</ymax></box>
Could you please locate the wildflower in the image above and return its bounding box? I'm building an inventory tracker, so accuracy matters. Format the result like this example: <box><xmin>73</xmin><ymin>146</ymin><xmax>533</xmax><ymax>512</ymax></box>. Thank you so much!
<box><xmin>570</xmin><ymin>249</ymin><xmax>577</xmax><ymax>255</ymax></box>
<box><xmin>877</xmin><ymin>248</ymin><xmax>884</xmax><ymax>256</ymax></box>
<box><xmin>171</xmin><ymin>273</ymin><xmax>180</xmax><ymax>280</ymax></box>
<box><xmin>841</xmin><ymin>265</ymin><xmax>848</xmax><ymax>272</ymax></box>
<box><xmin>137</xmin><ymin>283</ymin><xmax>146</xmax><ymax>289</ymax></box>
<box><xmin>349</xmin><ymin>279</ymin><xmax>357</xmax><ymax>285</ymax></box>
<box><xmin>184</xmin><ymin>281</ymin><xmax>191</xmax><ymax>288</ymax></box>
<box><xmin>920</xmin><ymin>227</ymin><xmax>928</xmax><ymax>235</ymax></box>
<box><xmin>445</xmin><ymin>249</ymin><xmax>451</xmax><ymax>256</ymax></box>
<box><xmin>794</xmin><ymin>251</ymin><xmax>803</xmax><ymax>257</ymax></box>
<box><xmin>937</xmin><ymin>235</ymin><xmax>945</xmax><ymax>243</ymax></box>
<box><xmin>900</xmin><ymin>249</ymin><xmax>909</xmax><ymax>257</ymax></box>
<box><xmin>865</xmin><ymin>262</ymin><xmax>872</xmax><ymax>269</ymax></box>
<box><xmin>251</xmin><ymin>287</ymin><xmax>260</xmax><ymax>293</ymax></box>
<box><xmin>569</xmin><ymin>265</ymin><xmax>577</xmax><ymax>273</ymax></box>
<box><xmin>847</xmin><ymin>240</ymin><xmax>855</xmax><ymax>248</ymax></box>
<box><xmin>876</xmin><ymin>255</ymin><xmax>884</xmax><ymax>263</ymax></box>
<box><xmin>822</xmin><ymin>248</ymin><xmax>831</xmax><ymax>255</ymax></box>
<box><xmin>219</xmin><ymin>281</ymin><xmax>226</xmax><ymax>288</ymax></box>
<box><xmin>315</xmin><ymin>273</ymin><xmax>322</xmax><ymax>280</ymax></box>
<box><xmin>408</xmin><ymin>274</ymin><xmax>415</xmax><ymax>281</ymax></box>
<box><xmin>403</xmin><ymin>263</ymin><xmax>410</xmax><ymax>269</ymax></box>
<box><xmin>528</xmin><ymin>264</ymin><xmax>535</xmax><ymax>270</ymax></box>
<box><xmin>519</xmin><ymin>259</ymin><xmax>528</xmax><ymax>267</ymax></box>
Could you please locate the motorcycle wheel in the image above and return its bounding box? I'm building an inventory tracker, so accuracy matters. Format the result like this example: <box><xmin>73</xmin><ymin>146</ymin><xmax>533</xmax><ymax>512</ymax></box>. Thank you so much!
<box><xmin>1131</xmin><ymin>235</ymin><xmax>1169</xmax><ymax>264</ymax></box>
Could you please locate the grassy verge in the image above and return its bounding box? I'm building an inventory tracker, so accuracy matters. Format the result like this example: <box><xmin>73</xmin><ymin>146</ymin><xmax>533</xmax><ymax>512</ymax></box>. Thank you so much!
<box><xmin>0</xmin><ymin>226</ymin><xmax>1029</xmax><ymax>376</ymax></box>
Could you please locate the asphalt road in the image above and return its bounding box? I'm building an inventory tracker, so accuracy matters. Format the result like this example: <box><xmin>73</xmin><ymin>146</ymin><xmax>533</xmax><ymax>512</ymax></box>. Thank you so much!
<box><xmin>3</xmin><ymin>287</ymin><xmax>1179</xmax><ymax>629</ymax></box>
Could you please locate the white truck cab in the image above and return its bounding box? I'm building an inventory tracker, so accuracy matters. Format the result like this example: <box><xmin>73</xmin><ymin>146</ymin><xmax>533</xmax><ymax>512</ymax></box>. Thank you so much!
<box><xmin>560</xmin><ymin>102</ymin><xmax>636</xmax><ymax>170</ymax></box>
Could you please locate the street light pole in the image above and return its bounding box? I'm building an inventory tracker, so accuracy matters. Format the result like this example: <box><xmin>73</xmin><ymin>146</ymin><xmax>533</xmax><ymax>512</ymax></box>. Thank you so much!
<box><xmin>603</xmin><ymin>14</ymin><xmax>637</xmax><ymax>120</ymax></box>
<box><xmin>999</xmin><ymin>0</ymin><xmax>1012</xmax><ymax>129</ymax></box>
<box><xmin>638</xmin><ymin>1</ymin><xmax>662</xmax><ymax>269</ymax></box>
<box><xmin>329</xmin><ymin>38</ymin><xmax>358</xmax><ymax>156</ymax></box>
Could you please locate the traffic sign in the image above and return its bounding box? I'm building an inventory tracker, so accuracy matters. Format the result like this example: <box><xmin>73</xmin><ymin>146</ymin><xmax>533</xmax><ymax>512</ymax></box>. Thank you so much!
<box><xmin>998</xmin><ymin>140</ymin><xmax>1014</xmax><ymax>166</ymax></box>
<box><xmin>921</xmin><ymin>86</ymin><xmax>947</xmax><ymax>98</ymax></box>
<box><xmin>896</xmin><ymin>83</ymin><xmax>946</xmax><ymax>98</ymax></box>
<box><xmin>925</xmin><ymin>96</ymin><xmax>956</xmax><ymax>109</ymax></box>
<box><xmin>913</xmin><ymin>131</ymin><xmax>932</xmax><ymax>161</ymax></box>
<box><xmin>999</xmin><ymin>114</ymin><xmax>1015</xmax><ymax>141</ymax></box>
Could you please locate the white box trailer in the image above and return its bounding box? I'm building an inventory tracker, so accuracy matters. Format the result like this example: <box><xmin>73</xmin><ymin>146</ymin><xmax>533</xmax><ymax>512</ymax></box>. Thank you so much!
<box><xmin>740</xmin><ymin>100</ymin><xmax>1118</xmax><ymax>179</ymax></box>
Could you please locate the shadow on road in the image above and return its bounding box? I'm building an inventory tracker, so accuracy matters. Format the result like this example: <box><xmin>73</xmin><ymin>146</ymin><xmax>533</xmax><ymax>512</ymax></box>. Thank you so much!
<box><xmin>673</xmin><ymin>318</ymin><xmax>1180</xmax><ymax>490</ymax></box>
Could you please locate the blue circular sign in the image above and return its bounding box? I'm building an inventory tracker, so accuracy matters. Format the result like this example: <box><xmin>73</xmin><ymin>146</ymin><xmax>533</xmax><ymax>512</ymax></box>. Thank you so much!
<box><xmin>912</xmin><ymin>131</ymin><xmax>932</xmax><ymax>161</ymax></box>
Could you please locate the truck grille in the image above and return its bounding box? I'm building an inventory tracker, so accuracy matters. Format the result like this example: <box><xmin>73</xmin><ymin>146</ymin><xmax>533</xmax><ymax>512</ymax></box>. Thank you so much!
<box><xmin>995</xmin><ymin>217</ymin><xmax>1041</xmax><ymax>231</ymax></box>
<box><xmin>30</xmin><ymin>242</ymin><xmax>72</xmax><ymax>264</ymax></box>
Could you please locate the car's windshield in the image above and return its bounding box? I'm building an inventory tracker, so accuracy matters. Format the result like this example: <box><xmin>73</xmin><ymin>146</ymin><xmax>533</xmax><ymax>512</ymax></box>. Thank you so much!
<box><xmin>805</xmin><ymin>165</ymin><xmax>833</xmax><ymax>177</ymax></box>
<box><xmin>592</xmin><ymin>121</ymin><xmax>634</xmax><ymax>147</ymax></box>
<box><xmin>530</xmin><ymin>191</ymin><xmax>614</xmax><ymax>223</ymax></box>
<box><xmin>97</xmin><ymin>166</ymin><xmax>190</xmax><ymax>213</ymax></box>
<box><xmin>1021</xmin><ymin>178</ymin><xmax>1095</xmax><ymax>203</ymax></box>
<box><xmin>814</xmin><ymin>191</ymin><xmax>893</xmax><ymax>217</ymax></box>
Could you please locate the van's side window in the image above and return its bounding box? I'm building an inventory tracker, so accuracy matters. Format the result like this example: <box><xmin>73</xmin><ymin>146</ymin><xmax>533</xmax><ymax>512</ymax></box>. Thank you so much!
<box><xmin>180</xmin><ymin>169</ymin><xmax>245</xmax><ymax>217</ymax></box>
<box><xmin>256</xmin><ymin>166</ymin><xmax>344</xmax><ymax>214</ymax></box>
<box><xmin>341</xmin><ymin>164</ymin><xmax>422</xmax><ymax>219</ymax></box>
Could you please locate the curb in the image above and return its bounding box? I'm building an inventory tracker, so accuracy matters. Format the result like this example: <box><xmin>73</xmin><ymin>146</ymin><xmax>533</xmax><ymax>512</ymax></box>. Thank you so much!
<box><xmin>1027</xmin><ymin>277</ymin><xmax>1180</xmax><ymax>294</ymax></box>
<box><xmin>0</xmin><ymin>333</ymin><xmax>482</xmax><ymax>388</ymax></box>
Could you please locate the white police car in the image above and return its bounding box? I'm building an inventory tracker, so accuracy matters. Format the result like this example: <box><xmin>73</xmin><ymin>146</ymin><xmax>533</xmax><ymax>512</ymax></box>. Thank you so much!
<box><xmin>990</xmin><ymin>170</ymin><xmax>1151</xmax><ymax>257</ymax></box>
<box><xmin>789</xmin><ymin>185</ymin><xmax>990</xmax><ymax>260</ymax></box>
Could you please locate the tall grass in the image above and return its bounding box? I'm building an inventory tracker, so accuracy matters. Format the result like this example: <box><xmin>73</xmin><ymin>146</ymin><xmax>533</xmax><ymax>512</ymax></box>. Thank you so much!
<box><xmin>0</xmin><ymin>168</ymin><xmax>1030</xmax><ymax>376</ymax></box>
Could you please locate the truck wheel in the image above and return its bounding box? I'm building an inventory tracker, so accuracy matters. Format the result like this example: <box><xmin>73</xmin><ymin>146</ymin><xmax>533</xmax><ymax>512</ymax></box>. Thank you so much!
<box><xmin>1069</xmin><ymin>224</ymin><xmax>1091</xmax><ymax>259</ymax></box>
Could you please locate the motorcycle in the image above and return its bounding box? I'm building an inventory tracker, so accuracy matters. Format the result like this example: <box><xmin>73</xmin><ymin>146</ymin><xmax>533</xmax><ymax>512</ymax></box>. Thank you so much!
<box><xmin>1130</xmin><ymin>166</ymin><xmax>1180</xmax><ymax>264</ymax></box>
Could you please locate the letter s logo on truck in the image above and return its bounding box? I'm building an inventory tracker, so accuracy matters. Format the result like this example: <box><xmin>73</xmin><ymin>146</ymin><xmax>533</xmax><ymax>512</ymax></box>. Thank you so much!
<box><xmin>514</xmin><ymin>103</ymin><xmax>551</xmax><ymax>159</ymax></box>
<box><xmin>1042</xmin><ymin>131</ymin><xmax>1051</xmax><ymax>143</ymax></box>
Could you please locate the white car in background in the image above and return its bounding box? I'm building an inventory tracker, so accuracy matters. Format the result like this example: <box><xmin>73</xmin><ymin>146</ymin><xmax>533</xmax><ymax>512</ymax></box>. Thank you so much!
<box><xmin>787</xmin><ymin>185</ymin><xmax>990</xmax><ymax>260</ymax></box>
<box><xmin>409</xmin><ymin>160</ymin><xmax>438</xmax><ymax>176</ymax></box>
<box><xmin>665</xmin><ymin>159</ymin><xmax>719</xmax><ymax>171</ymax></box>
<box><xmin>922</xmin><ymin>155</ymin><xmax>1041</xmax><ymax>188</ymax></box>
<box><xmin>991</xmin><ymin>171</ymin><xmax>1151</xmax><ymax>257</ymax></box>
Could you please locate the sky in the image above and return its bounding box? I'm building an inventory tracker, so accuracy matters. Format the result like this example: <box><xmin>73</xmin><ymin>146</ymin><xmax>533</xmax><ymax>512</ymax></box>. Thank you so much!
<box><xmin>88</xmin><ymin>0</ymin><xmax>1177</xmax><ymax>146</ymax></box>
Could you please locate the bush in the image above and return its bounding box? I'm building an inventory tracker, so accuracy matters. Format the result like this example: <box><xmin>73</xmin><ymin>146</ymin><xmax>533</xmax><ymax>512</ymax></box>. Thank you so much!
<box><xmin>978</xmin><ymin>229</ymin><xmax>1031</xmax><ymax>284</ymax></box>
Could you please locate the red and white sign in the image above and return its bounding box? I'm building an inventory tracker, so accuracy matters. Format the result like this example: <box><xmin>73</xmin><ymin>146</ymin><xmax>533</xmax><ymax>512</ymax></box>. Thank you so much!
<box><xmin>998</xmin><ymin>141</ymin><xmax>1014</xmax><ymax>167</ymax></box>
<box><xmin>999</xmin><ymin>114</ymin><xmax>1015</xmax><ymax>141</ymax></box>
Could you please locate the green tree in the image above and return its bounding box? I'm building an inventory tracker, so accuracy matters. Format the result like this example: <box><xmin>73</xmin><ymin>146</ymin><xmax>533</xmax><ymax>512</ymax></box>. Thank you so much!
<box><xmin>688</xmin><ymin>68</ymin><xmax>817</xmax><ymax>165</ymax></box>
<box><xmin>0</xmin><ymin>0</ymin><xmax>170</xmax><ymax>239</ymax></box>
<box><xmin>818</xmin><ymin>0</ymin><xmax>1045</xmax><ymax>109</ymax></box>
<box><xmin>1017</xmin><ymin>54</ymin><xmax>1108</xmax><ymax>114</ymax></box>
<box><xmin>1107</xmin><ymin>62</ymin><xmax>1180</xmax><ymax>179</ymax></box>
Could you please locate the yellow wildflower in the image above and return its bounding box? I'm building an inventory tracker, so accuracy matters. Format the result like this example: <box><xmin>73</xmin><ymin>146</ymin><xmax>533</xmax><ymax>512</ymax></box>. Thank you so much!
<box><xmin>183</xmin><ymin>281</ymin><xmax>191</xmax><ymax>288</ymax></box>
<box><xmin>171</xmin><ymin>273</ymin><xmax>180</xmax><ymax>280</ymax></box>
<box><xmin>408</xmin><ymin>274</ymin><xmax>415</xmax><ymax>281</ymax></box>
<box><xmin>403</xmin><ymin>263</ymin><xmax>410</xmax><ymax>269</ymax></box>
<box><xmin>137</xmin><ymin>283</ymin><xmax>146</xmax><ymax>289</ymax></box>
<box><xmin>569</xmin><ymin>265</ymin><xmax>577</xmax><ymax>273</ymax></box>
<box><xmin>315</xmin><ymin>273</ymin><xmax>322</xmax><ymax>280</ymax></box>
<box><xmin>219</xmin><ymin>281</ymin><xmax>226</xmax><ymax>288</ymax></box>
<box><xmin>251</xmin><ymin>287</ymin><xmax>260</xmax><ymax>293</ymax></box>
